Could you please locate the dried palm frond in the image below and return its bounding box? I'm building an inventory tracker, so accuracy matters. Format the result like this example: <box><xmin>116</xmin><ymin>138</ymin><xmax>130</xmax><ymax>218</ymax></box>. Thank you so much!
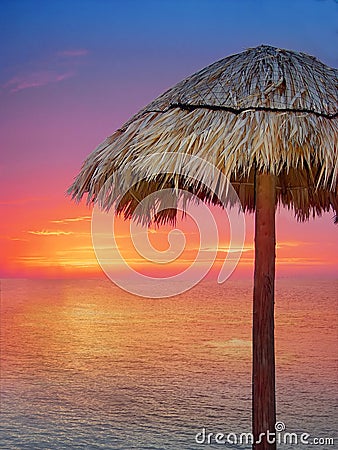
<box><xmin>68</xmin><ymin>45</ymin><xmax>337</xmax><ymax>223</ymax></box>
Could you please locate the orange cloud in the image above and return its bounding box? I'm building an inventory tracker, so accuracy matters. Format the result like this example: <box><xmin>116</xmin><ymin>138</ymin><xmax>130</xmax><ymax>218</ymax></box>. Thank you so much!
<box><xmin>28</xmin><ymin>230</ymin><xmax>74</xmax><ymax>236</ymax></box>
<box><xmin>50</xmin><ymin>216</ymin><xmax>91</xmax><ymax>224</ymax></box>
<box><xmin>1</xmin><ymin>197</ymin><xmax>337</xmax><ymax>279</ymax></box>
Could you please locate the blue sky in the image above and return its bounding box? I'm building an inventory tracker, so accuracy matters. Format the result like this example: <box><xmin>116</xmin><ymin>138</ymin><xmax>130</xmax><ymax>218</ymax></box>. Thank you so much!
<box><xmin>0</xmin><ymin>0</ymin><xmax>337</xmax><ymax>277</ymax></box>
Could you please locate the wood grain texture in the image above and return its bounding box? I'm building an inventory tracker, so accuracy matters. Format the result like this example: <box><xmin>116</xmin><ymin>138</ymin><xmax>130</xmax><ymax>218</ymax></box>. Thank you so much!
<box><xmin>253</xmin><ymin>172</ymin><xmax>276</xmax><ymax>450</ymax></box>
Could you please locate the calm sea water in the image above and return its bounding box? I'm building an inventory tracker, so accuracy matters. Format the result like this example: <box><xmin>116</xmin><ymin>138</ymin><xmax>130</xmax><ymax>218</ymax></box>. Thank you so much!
<box><xmin>0</xmin><ymin>278</ymin><xmax>337</xmax><ymax>449</ymax></box>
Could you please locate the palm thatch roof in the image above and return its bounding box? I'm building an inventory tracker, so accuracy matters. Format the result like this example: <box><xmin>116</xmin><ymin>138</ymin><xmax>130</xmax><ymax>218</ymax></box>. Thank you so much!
<box><xmin>68</xmin><ymin>45</ymin><xmax>338</xmax><ymax>223</ymax></box>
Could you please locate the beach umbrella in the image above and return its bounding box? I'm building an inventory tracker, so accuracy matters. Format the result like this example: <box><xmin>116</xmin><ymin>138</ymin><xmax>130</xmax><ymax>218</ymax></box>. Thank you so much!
<box><xmin>68</xmin><ymin>45</ymin><xmax>337</xmax><ymax>449</ymax></box>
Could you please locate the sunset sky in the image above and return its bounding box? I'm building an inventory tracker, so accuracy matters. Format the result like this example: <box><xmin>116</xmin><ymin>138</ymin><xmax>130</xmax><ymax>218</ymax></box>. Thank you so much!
<box><xmin>1</xmin><ymin>0</ymin><xmax>337</xmax><ymax>279</ymax></box>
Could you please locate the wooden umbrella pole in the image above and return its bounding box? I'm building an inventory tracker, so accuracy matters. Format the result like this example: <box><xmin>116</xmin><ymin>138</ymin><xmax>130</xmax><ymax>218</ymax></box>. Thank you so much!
<box><xmin>252</xmin><ymin>172</ymin><xmax>277</xmax><ymax>450</ymax></box>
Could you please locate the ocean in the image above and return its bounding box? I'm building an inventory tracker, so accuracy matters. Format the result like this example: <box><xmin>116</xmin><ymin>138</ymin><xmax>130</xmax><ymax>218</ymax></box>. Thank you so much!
<box><xmin>1</xmin><ymin>277</ymin><xmax>337</xmax><ymax>449</ymax></box>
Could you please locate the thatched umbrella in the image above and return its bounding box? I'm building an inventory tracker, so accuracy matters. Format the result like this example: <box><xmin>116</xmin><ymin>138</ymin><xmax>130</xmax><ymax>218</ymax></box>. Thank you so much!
<box><xmin>69</xmin><ymin>45</ymin><xmax>337</xmax><ymax>449</ymax></box>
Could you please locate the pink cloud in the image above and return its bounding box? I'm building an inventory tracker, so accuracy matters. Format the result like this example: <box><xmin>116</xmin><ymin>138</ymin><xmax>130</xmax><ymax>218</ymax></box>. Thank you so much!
<box><xmin>1</xmin><ymin>48</ymin><xmax>89</xmax><ymax>94</ymax></box>
<box><xmin>3</xmin><ymin>70</ymin><xmax>75</xmax><ymax>93</ymax></box>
